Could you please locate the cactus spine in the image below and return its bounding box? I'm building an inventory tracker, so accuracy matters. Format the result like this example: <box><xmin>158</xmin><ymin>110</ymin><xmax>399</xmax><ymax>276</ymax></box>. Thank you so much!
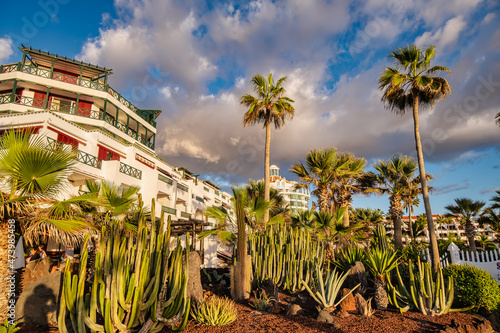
<box><xmin>249</xmin><ymin>224</ymin><xmax>324</xmax><ymax>293</ymax></box>
<box><xmin>58</xmin><ymin>200</ymin><xmax>190</xmax><ymax>332</ymax></box>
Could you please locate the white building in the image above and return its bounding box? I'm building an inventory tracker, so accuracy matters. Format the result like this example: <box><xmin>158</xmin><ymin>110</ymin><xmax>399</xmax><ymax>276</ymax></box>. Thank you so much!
<box><xmin>269</xmin><ymin>165</ymin><xmax>310</xmax><ymax>212</ymax></box>
<box><xmin>0</xmin><ymin>46</ymin><xmax>232</xmax><ymax>265</ymax></box>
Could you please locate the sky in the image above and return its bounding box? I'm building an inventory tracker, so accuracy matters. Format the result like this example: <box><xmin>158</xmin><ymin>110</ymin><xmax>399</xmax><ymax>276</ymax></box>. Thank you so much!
<box><xmin>0</xmin><ymin>0</ymin><xmax>499</xmax><ymax>215</ymax></box>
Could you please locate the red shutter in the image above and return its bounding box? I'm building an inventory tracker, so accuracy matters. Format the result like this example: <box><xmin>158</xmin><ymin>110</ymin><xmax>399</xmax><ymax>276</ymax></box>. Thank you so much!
<box><xmin>33</xmin><ymin>91</ymin><xmax>46</xmax><ymax>108</ymax></box>
<box><xmin>98</xmin><ymin>146</ymin><xmax>120</xmax><ymax>161</ymax></box>
<box><xmin>57</xmin><ymin>133</ymin><xmax>79</xmax><ymax>149</ymax></box>
<box><xmin>98</xmin><ymin>146</ymin><xmax>107</xmax><ymax>160</ymax></box>
<box><xmin>77</xmin><ymin>101</ymin><xmax>93</xmax><ymax>117</ymax></box>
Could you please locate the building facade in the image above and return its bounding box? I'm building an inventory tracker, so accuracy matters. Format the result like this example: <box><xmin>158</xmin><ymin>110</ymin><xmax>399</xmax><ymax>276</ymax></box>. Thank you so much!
<box><xmin>269</xmin><ymin>165</ymin><xmax>310</xmax><ymax>212</ymax></box>
<box><xmin>0</xmin><ymin>46</ymin><xmax>232</xmax><ymax>226</ymax></box>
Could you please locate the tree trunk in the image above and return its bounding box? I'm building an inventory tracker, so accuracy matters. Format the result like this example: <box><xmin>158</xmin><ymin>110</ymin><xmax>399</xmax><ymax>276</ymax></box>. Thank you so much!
<box><xmin>412</xmin><ymin>94</ymin><xmax>440</xmax><ymax>271</ymax></box>
<box><xmin>389</xmin><ymin>195</ymin><xmax>403</xmax><ymax>249</ymax></box>
<box><xmin>233</xmin><ymin>191</ymin><xmax>250</xmax><ymax>300</ymax></box>
<box><xmin>408</xmin><ymin>208</ymin><xmax>413</xmax><ymax>240</ymax></box>
<box><xmin>263</xmin><ymin>121</ymin><xmax>271</xmax><ymax>225</ymax></box>
<box><xmin>0</xmin><ymin>223</ymin><xmax>10</xmax><ymax>321</ymax></box>
<box><xmin>464</xmin><ymin>219</ymin><xmax>477</xmax><ymax>253</ymax></box>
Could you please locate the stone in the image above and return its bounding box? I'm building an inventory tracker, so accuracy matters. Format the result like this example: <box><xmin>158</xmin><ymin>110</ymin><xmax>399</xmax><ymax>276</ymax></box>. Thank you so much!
<box><xmin>16</xmin><ymin>271</ymin><xmax>62</xmax><ymax>327</ymax></box>
<box><xmin>438</xmin><ymin>318</ymin><xmax>494</xmax><ymax>333</ymax></box>
<box><xmin>286</xmin><ymin>304</ymin><xmax>304</xmax><ymax>316</ymax></box>
<box><xmin>338</xmin><ymin>310</ymin><xmax>350</xmax><ymax>318</ymax></box>
<box><xmin>186</xmin><ymin>251</ymin><xmax>204</xmax><ymax>304</ymax></box>
<box><xmin>338</xmin><ymin>288</ymin><xmax>357</xmax><ymax>312</ymax></box>
<box><xmin>345</xmin><ymin>261</ymin><xmax>368</xmax><ymax>292</ymax></box>
<box><xmin>317</xmin><ymin>310</ymin><xmax>335</xmax><ymax>323</ymax></box>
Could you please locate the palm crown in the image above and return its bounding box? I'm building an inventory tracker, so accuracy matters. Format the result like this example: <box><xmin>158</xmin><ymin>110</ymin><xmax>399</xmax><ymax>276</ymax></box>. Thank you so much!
<box><xmin>378</xmin><ymin>45</ymin><xmax>451</xmax><ymax>114</ymax></box>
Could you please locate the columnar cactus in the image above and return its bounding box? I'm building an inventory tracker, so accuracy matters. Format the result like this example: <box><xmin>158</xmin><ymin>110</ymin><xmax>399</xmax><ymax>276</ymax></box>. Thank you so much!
<box><xmin>58</xmin><ymin>200</ymin><xmax>191</xmax><ymax>332</ymax></box>
<box><xmin>249</xmin><ymin>224</ymin><xmax>324</xmax><ymax>293</ymax></box>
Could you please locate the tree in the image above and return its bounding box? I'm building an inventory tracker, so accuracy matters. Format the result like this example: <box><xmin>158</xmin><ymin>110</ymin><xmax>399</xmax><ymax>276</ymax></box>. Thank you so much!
<box><xmin>435</xmin><ymin>215</ymin><xmax>453</xmax><ymax>239</ymax></box>
<box><xmin>378</xmin><ymin>45</ymin><xmax>451</xmax><ymax>271</ymax></box>
<box><xmin>490</xmin><ymin>190</ymin><xmax>500</xmax><ymax>210</ymax></box>
<box><xmin>241</xmin><ymin>73</ymin><xmax>295</xmax><ymax>225</ymax></box>
<box><xmin>330</xmin><ymin>153</ymin><xmax>368</xmax><ymax>227</ymax></box>
<box><xmin>290</xmin><ymin>148</ymin><xmax>336</xmax><ymax>212</ymax></box>
<box><xmin>496</xmin><ymin>112</ymin><xmax>500</xmax><ymax>126</ymax></box>
<box><xmin>445</xmin><ymin>198</ymin><xmax>485</xmax><ymax>253</ymax></box>
<box><xmin>373</xmin><ymin>155</ymin><xmax>418</xmax><ymax>249</ymax></box>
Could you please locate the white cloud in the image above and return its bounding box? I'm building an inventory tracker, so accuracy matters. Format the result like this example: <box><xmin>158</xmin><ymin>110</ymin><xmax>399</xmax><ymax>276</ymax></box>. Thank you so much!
<box><xmin>0</xmin><ymin>37</ymin><xmax>13</xmax><ymax>63</ymax></box>
<box><xmin>415</xmin><ymin>16</ymin><xmax>467</xmax><ymax>49</ymax></box>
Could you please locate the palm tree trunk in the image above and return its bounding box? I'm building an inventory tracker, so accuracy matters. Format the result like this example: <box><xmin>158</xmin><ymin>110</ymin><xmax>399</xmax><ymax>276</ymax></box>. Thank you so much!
<box><xmin>0</xmin><ymin>223</ymin><xmax>9</xmax><ymax>321</ymax></box>
<box><xmin>464</xmin><ymin>219</ymin><xmax>477</xmax><ymax>253</ymax></box>
<box><xmin>390</xmin><ymin>196</ymin><xmax>403</xmax><ymax>249</ymax></box>
<box><xmin>412</xmin><ymin>94</ymin><xmax>440</xmax><ymax>271</ymax></box>
<box><xmin>263</xmin><ymin>121</ymin><xmax>271</xmax><ymax>225</ymax></box>
<box><xmin>408</xmin><ymin>207</ymin><xmax>413</xmax><ymax>240</ymax></box>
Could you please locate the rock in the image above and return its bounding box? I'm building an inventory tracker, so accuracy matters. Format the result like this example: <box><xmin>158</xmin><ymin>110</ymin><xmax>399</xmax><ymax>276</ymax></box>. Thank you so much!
<box><xmin>317</xmin><ymin>310</ymin><xmax>335</xmax><ymax>323</ymax></box>
<box><xmin>186</xmin><ymin>251</ymin><xmax>204</xmax><ymax>304</ymax></box>
<box><xmin>338</xmin><ymin>310</ymin><xmax>350</xmax><ymax>318</ymax></box>
<box><xmin>438</xmin><ymin>318</ymin><xmax>494</xmax><ymax>333</ymax></box>
<box><xmin>345</xmin><ymin>261</ymin><xmax>368</xmax><ymax>292</ymax></box>
<box><xmin>286</xmin><ymin>304</ymin><xmax>304</xmax><ymax>316</ymax></box>
<box><xmin>261</xmin><ymin>278</ymin><xmax>279</xmax><ymax>302</ymax></box>
<box><xmin>339</xmin><ymin>288</ymin><xmax>357</xmax><ymax>312</ymax></box>
<box><xmin>16</xmin><ymin>271</ymin><xmax>62</xmax><ymax>327</ymax></box>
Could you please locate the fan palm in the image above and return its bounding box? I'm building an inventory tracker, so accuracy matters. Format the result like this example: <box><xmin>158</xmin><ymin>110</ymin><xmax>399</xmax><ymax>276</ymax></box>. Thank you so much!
<box><xmin>241</xmin><ymin>73</ymin><xmax>295</xmax><ymax>225</ymax></box>
<box><xmin>379</xmin><ymin>45</ymin><xmax>450</xmax><ymax>271</ymax></box>
<box><xmin>373</xmin><ymin>155</ymin><xmax>418</xmax><ymax>249</ymax></box>
<box><xmin>290</xmin><ymin>148</ymin><xmax>336</xmax><ymax>212</ymax></box>
<box><xmin>330</xmin><ymin>153</ymin><xmax>368</xmax><ymax>226</ymax></box>
<box><xmin>445</xmin><ymin>198</ymin><xmax>485</xmax><ymax>253</ymax></box>
<box><xmin>490</xmin><ymin>190</ymin><xmax>500</xmax><ymax>210</ymax></box>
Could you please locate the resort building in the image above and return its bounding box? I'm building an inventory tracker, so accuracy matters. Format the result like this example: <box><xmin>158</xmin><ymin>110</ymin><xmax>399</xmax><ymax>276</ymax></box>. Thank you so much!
<box><xmin>269</xmin><ymin>165</ymin><xmax>310</xmax><ymax>212</ymax></box>
<box><xmin>0</xmin><ymin>46</ymin><xmax>232</xmax><ymax>246</ymax></box>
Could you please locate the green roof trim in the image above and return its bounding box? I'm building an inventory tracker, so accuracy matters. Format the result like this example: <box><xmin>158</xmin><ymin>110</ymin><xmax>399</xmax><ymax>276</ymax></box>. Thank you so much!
<box><xmin>203</xmin><ymin>180</ymin><xmax>220</xmax><ymax>190</ymax></box>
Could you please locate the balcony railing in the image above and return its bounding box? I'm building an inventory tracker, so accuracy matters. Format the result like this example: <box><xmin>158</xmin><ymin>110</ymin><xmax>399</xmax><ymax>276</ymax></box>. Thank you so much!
<box><xmin>158</xmin><ymin>174</ymin><xmax>173</xmax><ymax>185</ymax></box>
<box><xmin>47</xmin><ymin>137</ymin><xmax>102</xmax><ymax>169</ymax></box>
<box><xmin>162</xmin><ymin>206</ymin><xmax>176</xmax><ymax>215</ymax></box>
<box><xmin>0</xmin><ymin>63</ymin><xmax>157</xmax><ymax>127</ymax></box>
<box><xmin>177</xmin><ymin>184</ymin><xmax>189</xmax><ymax>192</ymax></box>
<box><xmin>119</xmin><ymin>162</ymin><xmax>142</xmax><ymax>179</ymax></box>
<box><xmin>181</xmin><ymin>211</ymin><xmax>191</xmax><ymax>219</ymax></box>
<box><xmin>195</xmin><ymin>196</ymin><xmax>204</xmax><ymax>203</ymax></box>
<box><xmin>0</xmin><ymin>93</ymin><xmax>155</xmax><ymax>149</ymax></box>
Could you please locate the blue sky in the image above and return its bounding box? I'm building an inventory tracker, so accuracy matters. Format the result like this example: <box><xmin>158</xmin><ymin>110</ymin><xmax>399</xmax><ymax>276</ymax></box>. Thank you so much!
<box><xmin>0</xmin><ymin>0</ymin><xmax>499</xmax><ymax>215</ymax></box>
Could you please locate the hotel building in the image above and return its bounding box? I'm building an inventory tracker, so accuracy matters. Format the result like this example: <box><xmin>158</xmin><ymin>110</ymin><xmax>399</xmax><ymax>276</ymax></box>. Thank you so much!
<box><xmin>269</xmin><ymin>165</ymin><xmax>310</xmax><ymax>212</ymax></box>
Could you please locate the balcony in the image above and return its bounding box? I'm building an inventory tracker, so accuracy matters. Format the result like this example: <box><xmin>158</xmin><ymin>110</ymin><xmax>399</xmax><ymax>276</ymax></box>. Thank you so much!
<box><xmin>0</xmin><ymin>63</ymin><xmax>157</xmax><ymax>127</ymax></box>
<box><xmin>158</xmin><ymin>174</ymin><xmax>173</xmax><ymax>185</ymax></box>
<box><xmin>181</xmin><ymin>211</ymin><xmax>191</xmax><ymax>219</ymax></box>
<box><xmin>162</xmin><ymin>206</ymin><xmax>176</xmax><ymax>215</ymax></box>
<box><xmin>119</xmin><ymin>162</ymin><xmax>142</xmax><ymax>179</ymax></box>
<box><xmin>0</xmin><ymin>93</ymin><xmax>155</xmax><ymax>150</ymax></box>
<box><xmin>47</xmin><ymin>137</ymin><xmax>102</xmax><ymax>169</ymax></box>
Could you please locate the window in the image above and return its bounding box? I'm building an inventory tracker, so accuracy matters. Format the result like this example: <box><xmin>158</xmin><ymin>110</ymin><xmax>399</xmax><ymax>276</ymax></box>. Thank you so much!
<box><xmin>98</xmin><ymin>145</ymin><xmax>120</xmax><ymax>161</ymax></box>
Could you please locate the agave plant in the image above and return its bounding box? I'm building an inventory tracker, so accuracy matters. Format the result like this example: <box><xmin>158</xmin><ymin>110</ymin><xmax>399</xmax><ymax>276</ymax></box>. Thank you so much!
<box><xmin>301</xmin><ymin>261</ymin><xmax>359</xmax><ymax>311</ymax></box>
<box><xmin>364</xmin><ymin>249</ymin><xmax>399</xmax><ymax>310</ymax></box>
<box><xmin>190</xmin><ymin>296</ymin><xmax>238</xmax><ymax>326</ymax></box>
<box><xmin>333</xmin><ymin>246</ymin><xmax>365</xmax><ymax>272</ymax></box>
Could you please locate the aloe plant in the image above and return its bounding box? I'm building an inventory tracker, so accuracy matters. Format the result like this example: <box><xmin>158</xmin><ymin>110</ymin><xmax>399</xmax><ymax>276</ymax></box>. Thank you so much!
<box><xmin>301</xmin><ymin>262</ymin><xmax>359</xmax><ymax>310</ymax></box>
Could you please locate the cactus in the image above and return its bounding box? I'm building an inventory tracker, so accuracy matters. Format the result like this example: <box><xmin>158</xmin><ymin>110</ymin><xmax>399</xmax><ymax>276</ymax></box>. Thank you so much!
<box><xmin>301</xmin><ymin>261</ymin><xmax>359</xmax><ymax>311</ymax></box>
<box><xmin>387</xmin><ymin>258</ymin><xmax>467</xmax><ymax>316</ymax></box>
<box><xmin>58</xmin><ymin>200</ymin><xmax>191</xmax><ymax>332</ymax></box>
<box><xmin>249</xmin><ymin>224</ymin><xmax>324</xmax><ymax>293</ymax></box>
<box><xmin>372</xmin><ymin>224</ymin><xmax>390</xmax><ymax>251</ymax></box>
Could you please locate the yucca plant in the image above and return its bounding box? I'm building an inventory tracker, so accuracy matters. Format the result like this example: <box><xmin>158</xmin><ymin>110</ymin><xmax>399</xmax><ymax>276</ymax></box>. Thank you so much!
<box><xmin>190</xmin><ymin>296</ymin><xmax>238</xmax><ymax>326</ymax></box>
<box><xmin>333</xmin><ymin>246</ymin><xmax>365</xmax><ymax>272</ymax></box>
<box><xmin>0</xmin><ymin>319</ymin><xmax>19</xmax><ymax>333</ymax></box>
<box><xmin>301</xmin><ymin>261</ymin><xmax>359</xmax><ymax>311</ymax></box>
<box><xmin>364</xmin><ymin>249</ymin><xmax>399</xmax><ymax>310</ymax></box>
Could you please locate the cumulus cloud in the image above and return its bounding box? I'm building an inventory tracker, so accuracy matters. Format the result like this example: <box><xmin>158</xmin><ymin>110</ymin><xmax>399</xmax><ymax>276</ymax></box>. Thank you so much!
<box><xmin>0</xmin><ymin>37</ymin><xmax>13</xmax><ymax>63</ymax></box>
<box><xmin>415</xmin><ymin>16</ymin><xmax>467</xmax><ymax>49</ymax></box>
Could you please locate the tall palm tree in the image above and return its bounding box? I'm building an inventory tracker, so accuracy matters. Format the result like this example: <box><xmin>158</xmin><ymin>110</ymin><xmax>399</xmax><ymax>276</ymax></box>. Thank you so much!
<box><xmin>379</xmin><ymin>45</ymin><xmax>450</xmax><ymax>271</ymax></box>
<box><xmin>490</xmin><ymin>190</ymin><xmax>500</xmax><ymax>210</ymax></box>
<box><xmin>241</xmin><ymin>73</ymin><xmax>295</xmax><ymax>225</ymax></box>
<box><xmin>290</xmin><ymin>148</ymin><xmax>336</xmax><ymax>212</ymax></box>
<box><xmin>445</xmin><ymin>198</ymin><xmax>485</xmax><ymax>253</ymax></box>
<box><xmin>330</xmin><ymin>153</ymin><xmax>368</xmax><ymax>227</ymax></box>
<box><xmin>373</xmin><ymin>155</ymin><xmax>418</xmax><ymax>249</ymax></box>
<box><xmin>245</xmin><ymin>179</ymin><xmax>288</xmax><ymax>217</ymax></box>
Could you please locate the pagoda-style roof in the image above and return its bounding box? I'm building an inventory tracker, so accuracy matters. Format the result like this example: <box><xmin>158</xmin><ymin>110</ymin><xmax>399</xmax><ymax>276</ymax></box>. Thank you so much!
<box><xmin>20</xmin><ymin>45</ymin><xmax>112</xmax><ymax>79</ymax></box>
<box><xmin>137</xmin><ymin>109</ymin><xmax>162</xmax><ymax>119</ymax></box>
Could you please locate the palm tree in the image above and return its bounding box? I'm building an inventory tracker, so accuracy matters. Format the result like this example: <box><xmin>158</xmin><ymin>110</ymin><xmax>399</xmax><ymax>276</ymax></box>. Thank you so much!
<box><xmin>290</xmin><ymin>148</ymin><xmax>336</xmax><ymax>212</ymax></box>
<box><xmin>373</xmin><ymin>155</ymin><xmax>418</xmax><ymax>249</ymax></box>
<box><xmin>245</xmin><ymin>179</ymin><xmax>288</xmax><ymax>218</ymax></box>
<box><xmin>379</xmin><ymin>45</ymin><xmax>451</xmax><ymax>271</ymax></box>
<box><xmin>290</xmin><ymin>209</ymin><xmax>314</xmax><ymax>230</ymax></box>
<box><xmin>330</xmin><ymin>153</ymin><xmax>368</xmax><ymax>227</ymax></box>
<box><xmin>0</xmin><ymin>129</ymin><xmax>93</xmax><ymax>320</ymax></box>
<box><xmin>490</xmin><ymin>190</ymin><xmax>500</xmax><ymax>210</ymax></box>
<box><xmin>496</xmin><ymin>112</ymin><xmax>500</xmax><ymax>126</ymax></box>
<box><xmin>445</xmin><ymin>198</ymin><xmax>485</xmax><ymax>253</ymax></box>
<box><xmin>241</xmin><ymin>73</ymin><xmax>295</xmax><ymax>225</ymax></box>
<box><xmin>476</xmin><ymin>234</ymin><xmax>496</xmax><ymax>251</ymax></box>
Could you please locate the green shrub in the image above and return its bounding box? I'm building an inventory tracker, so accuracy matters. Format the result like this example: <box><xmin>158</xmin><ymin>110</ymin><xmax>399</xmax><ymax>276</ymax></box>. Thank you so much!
<box><xmin>443</xmin><ymin>264</ymin><xmax>500</xmax><ymax>312</ymax></box>
<box><xmin>250</xmin><ymin>290</ymin><xmax>275</xmax><ymax>311</ymax></box>
<box><xmin>191</xmin><ymin>296</ymin><xmax>238</xmax><ymax>326</ymax></box>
